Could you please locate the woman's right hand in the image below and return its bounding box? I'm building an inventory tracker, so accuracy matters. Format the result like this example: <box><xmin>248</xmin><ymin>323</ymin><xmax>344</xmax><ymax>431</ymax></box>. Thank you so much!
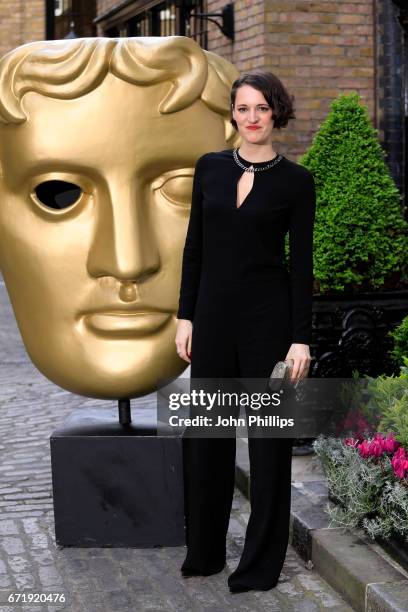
<box><xmin>175</xmin><ymin>319</ymin><xmax>193</xmax><ymax>363</ymax></box>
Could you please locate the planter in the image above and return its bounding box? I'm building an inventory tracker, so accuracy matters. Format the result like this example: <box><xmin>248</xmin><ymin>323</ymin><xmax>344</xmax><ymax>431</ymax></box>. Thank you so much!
<box><xmin>327</xmin><ymin>489</ymin><xmax>408</xmax><ymax>573</ymax></box>
<box><xmin>378</xmin><ymin>533</ymin><xmax>408</xmax><ymax>573</ymax></box>
<box><xmin>311</xmin><ymin>289</ymin><xmax>408</xmax><ymax>377</ymax></box>
<box><xmin>315</xmin><ymin>435</ymin><xmax>408</xmax><ymax>573</ymax></box>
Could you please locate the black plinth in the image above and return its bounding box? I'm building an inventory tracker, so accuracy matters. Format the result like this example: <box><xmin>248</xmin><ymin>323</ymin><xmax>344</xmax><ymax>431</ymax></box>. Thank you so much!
<box><xmin>50</xmin><ymin>406</ymin><xmax>185</xmax><ymax>547</ymax></box>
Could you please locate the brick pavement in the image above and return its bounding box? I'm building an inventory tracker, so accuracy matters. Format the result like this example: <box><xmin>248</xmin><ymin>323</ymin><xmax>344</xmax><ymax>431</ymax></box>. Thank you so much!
<box><xmin>0</xmin><ymin>277</ymin><xmax>354</xmax><ymax>611</ymax></box>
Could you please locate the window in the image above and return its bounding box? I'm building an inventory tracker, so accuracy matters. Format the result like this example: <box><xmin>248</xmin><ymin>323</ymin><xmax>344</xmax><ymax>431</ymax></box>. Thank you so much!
<box><xmin>99</xmin><ymin>1</ymin><xmax>208</xmax><ymax>49</ymax></box>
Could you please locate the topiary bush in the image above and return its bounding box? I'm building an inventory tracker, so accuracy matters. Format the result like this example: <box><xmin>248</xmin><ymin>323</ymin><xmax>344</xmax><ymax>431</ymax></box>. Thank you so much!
<box><xmin>298</xmin><ymin>92</ymin><xmax>408</xmax><ymax>294</ymax></box>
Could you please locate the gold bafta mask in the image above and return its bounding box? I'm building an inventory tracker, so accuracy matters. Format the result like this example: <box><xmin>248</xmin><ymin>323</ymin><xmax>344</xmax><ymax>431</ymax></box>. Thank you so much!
<box><xmin>0</xmin><ymin>36</ymin><xmax>239</xmax><ymax>399</ymax></box>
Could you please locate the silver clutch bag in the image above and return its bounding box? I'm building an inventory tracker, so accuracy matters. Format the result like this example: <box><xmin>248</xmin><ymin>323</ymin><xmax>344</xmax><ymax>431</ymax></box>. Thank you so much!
<box><xmin>268</xmin><ymin>359</ymin><xmax>297</xmax><ymax>392</ymax></box>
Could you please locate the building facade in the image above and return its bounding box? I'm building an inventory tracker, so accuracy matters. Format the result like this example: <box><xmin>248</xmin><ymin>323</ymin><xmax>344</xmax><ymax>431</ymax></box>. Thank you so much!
<box><xmin>0</xmin><ymin>0</ymin><xmax>44</xmax><ymax>58</ymax></box>
<box><xmin>0</xmin><ymin>0</ymin><xmax>406</xmax><ymax>202</ymax></box>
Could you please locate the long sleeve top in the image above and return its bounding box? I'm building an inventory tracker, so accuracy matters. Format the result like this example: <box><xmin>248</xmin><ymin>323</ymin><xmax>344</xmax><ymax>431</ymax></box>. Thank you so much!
<box><xmin>177</xmin><ymin>149</ymin><xmax>316</xmax><ymax>345</ymax></box>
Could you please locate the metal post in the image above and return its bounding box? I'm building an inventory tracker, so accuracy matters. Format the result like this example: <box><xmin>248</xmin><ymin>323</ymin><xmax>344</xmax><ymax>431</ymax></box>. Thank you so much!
<box><xmin>118</xmin><ymin>398</ymin><xmax>131</xmax><ymax>425</ymax></box>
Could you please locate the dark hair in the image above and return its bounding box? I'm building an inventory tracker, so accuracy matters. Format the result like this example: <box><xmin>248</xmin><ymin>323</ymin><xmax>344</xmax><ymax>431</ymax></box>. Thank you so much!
<box><xmin>230</xmin><ymin>71</ymin><xmax>295</xmax><ymax>130</ymax></box>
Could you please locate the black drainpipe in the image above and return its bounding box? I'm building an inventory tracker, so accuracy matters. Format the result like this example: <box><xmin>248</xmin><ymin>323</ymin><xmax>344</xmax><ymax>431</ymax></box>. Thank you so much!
<box><xmin>377</xmin><ymin>0</ymin><xmax>406</xmax><ymax>212</ymax></box>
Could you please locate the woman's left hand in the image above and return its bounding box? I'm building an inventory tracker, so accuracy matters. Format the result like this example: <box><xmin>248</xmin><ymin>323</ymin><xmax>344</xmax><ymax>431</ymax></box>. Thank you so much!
<box><xmin>284</xmin><ymin>343</ymin><xmax>311</xmax><ymax>383</ymax></box>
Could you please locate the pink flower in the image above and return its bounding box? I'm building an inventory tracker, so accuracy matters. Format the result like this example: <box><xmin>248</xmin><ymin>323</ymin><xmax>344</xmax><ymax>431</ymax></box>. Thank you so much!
<box><xmin>382</xmin><ymin>433</ymin><xmax>400</xmax><ymax>454</ymax></box>
<box><xmin>357</xmin><ymin>434</ymin><xmax>388</xmax><ymax>459</ymax></box>
<box><xmin>369</xmin><ymin>437</ymin><xmax>385</xmax><ymax>457</ymax></box>
<box><xmin>391</xmin><ymin>447</ymin><xmax>408</xmax><ymax>480</ymax></box>
<box><xmin>358</xmin><ymin>440</ymin><xmax>372</xmax><ymax>458</ymax></box>
<box><xmin>369</xmin><ymin>433</ymin><xmax>400</xmax><ymax>456</ymax></box>
<box><xmin>343</xmin><ymin>433</ymin><xmax>404</xmax><ymax>468</ymax></box>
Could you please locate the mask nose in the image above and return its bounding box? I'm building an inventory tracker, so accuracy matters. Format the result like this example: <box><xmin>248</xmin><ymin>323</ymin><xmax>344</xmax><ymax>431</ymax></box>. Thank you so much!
<box><xmin>87</xmin><ymin>179</ymin><xmax>161</xmax><ymax>283</ymax></box>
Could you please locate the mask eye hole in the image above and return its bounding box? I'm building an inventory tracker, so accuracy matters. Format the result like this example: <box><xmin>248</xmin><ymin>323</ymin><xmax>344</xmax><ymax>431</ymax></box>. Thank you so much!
<box><xmin>34</xmin><ymin>180</ymin><xmax>82</xmax><ymax>210</ymax></box>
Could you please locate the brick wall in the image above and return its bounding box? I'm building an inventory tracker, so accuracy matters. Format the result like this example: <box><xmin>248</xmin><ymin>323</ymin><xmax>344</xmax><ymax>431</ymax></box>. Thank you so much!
<box><xmin>0</xmin><ymin>0</ymin><xmax>44</xmax><ymax>59</ymax></box>
<box><xmin>207</xmin><ymin>0</ymin><xmax>267</xmax><ymax>68</ymax></box>
<box><xmin>207</xmin><ymin>0</ymin><xmax>375</xmax><ymax>159</ymax></box>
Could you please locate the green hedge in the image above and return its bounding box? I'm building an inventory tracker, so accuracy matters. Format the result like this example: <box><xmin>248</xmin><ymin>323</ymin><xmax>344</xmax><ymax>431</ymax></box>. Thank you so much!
<box><xmin>298</xmin><ymin>92</ymin><xmax>408</xmax><ymax>294</ymax></box>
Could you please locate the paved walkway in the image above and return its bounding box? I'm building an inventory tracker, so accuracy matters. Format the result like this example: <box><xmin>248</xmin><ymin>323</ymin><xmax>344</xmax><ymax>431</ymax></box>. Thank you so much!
<box><xmin>0</xmin><ymin>278</ymin><xmax>354</xmax><ymax>611</ymax></box>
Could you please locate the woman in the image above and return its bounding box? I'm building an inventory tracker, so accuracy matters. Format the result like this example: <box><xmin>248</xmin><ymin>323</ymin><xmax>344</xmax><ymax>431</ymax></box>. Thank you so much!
<box><xmin>175</xmin><ymin>71</ymin><xmax>316</xmax><ymax>593</ymax></box>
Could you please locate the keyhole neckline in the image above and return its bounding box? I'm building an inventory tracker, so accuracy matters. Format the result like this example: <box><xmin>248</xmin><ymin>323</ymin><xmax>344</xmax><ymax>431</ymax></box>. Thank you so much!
<box><xmin>235</xmin><ymin>170</ymin><xmax>255</xmax><ymax>209</ymax></box>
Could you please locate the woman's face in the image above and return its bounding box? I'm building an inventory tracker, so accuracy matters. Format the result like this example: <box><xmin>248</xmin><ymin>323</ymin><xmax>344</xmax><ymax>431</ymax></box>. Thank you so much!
<box><xmin>231</xmin><ymin>84</ymin><xmax>274</xmax><ymax>145</ymax></box>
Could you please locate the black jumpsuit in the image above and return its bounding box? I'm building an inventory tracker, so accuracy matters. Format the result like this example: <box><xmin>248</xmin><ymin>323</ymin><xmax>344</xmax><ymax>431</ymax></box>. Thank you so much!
<box><xmin>177</xmin><ymin>148</ymin><xmax>316</xmax><ymax>591</ymax></box>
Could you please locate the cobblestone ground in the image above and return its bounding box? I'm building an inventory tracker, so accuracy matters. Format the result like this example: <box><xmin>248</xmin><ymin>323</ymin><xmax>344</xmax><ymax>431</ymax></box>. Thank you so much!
<box><xmin>0</xmin><ymin>278</ymin><xmax>354</xmax><ymax>612</ymax></box>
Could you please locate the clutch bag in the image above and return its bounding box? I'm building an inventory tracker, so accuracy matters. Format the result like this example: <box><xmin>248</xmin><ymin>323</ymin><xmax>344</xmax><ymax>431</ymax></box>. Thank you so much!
<box><xmin>268</xmin><ymin>359</ymin><xmax>296</xmax><ymax>392</ymax></box>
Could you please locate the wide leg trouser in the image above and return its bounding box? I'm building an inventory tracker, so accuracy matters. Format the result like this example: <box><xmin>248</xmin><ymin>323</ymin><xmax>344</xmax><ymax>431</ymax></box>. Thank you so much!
<box><xmin>181</xmin><ymin>299</ymin><xmax>294</xmax><ymax>589</ymax></box>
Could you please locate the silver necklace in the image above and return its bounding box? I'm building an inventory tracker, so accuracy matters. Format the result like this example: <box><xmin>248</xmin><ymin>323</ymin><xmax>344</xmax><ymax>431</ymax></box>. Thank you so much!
<box><xmin>233</xmin><ymin>148</ymin><xmax>283</xmax><ymax>172</ymax></box>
